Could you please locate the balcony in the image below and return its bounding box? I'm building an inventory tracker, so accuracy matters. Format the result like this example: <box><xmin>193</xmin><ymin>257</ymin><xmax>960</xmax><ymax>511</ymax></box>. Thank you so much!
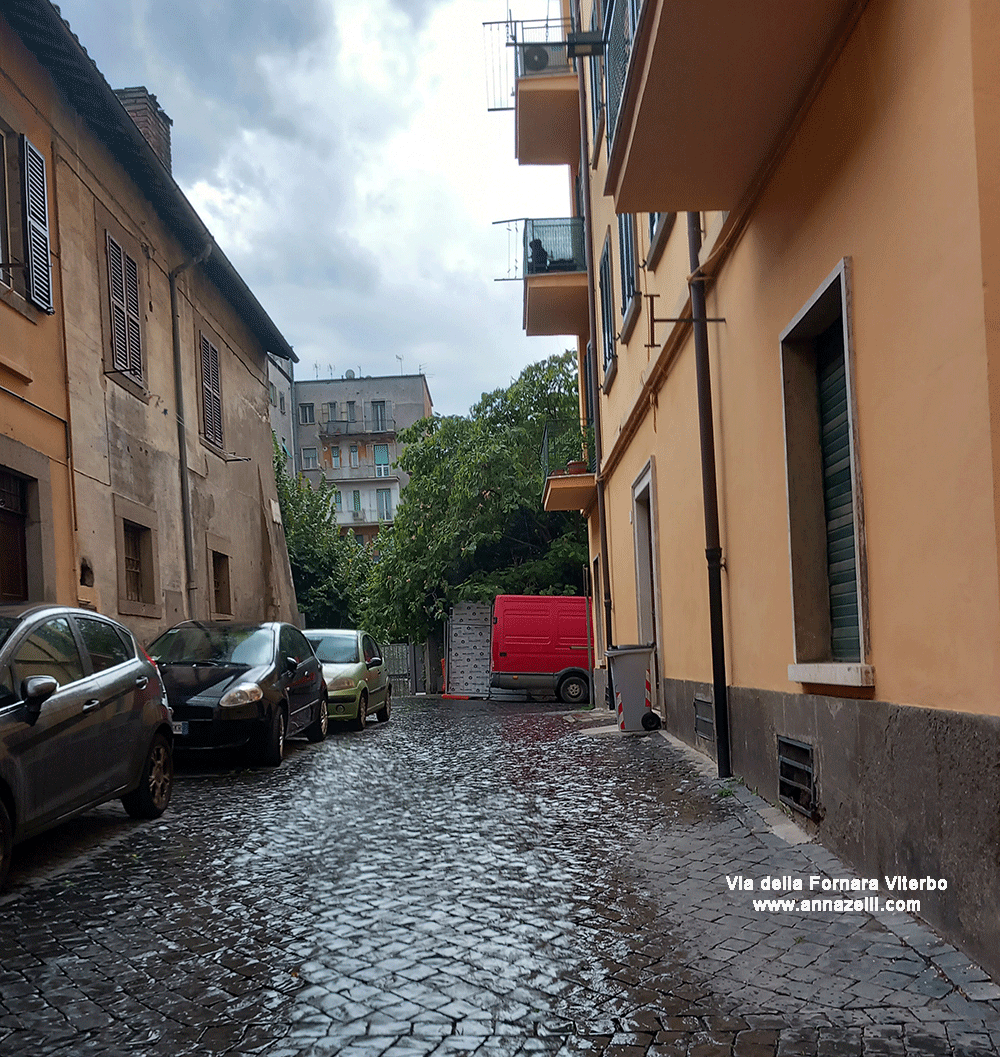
<box><xmin>319</xmin><ymin>415</ymin><xmax>396</xmax><ymax>438</ymax></box>
<box><xmin>497</xmin><ymin>217</ymin><xmax>589</xmax><ymax>337</ymax></box>
<box><xmin>541</xmin><ymin>420</ymin><xmax>597</xmax><ymax>512</ymax></box>
<box><xmin>603</xmin><ymin>0</ymin><xmax>862</xmax><ymax>212</ymax></box>
<box><xmin>484</xmin><ymin>17</ymin><xmax>580</xmax><ymax>166</ymax></box>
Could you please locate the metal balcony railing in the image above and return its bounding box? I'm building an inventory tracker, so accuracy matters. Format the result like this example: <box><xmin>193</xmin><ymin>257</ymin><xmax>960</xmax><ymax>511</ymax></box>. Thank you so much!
<box><xmin>483</xmin><ymin>16</ymin><xmax>574</xmax><ymax>113</ymax></box>
<box><xmin>495</xmin><ymin>217</ymin><xmax>587</xmax><ymax>282</ymax></box>
<box><xmin>541</xmin><ymin>419</ymin><xmax>596</xmax><ymax>481</ymax></box>
<box><xmin>605</xmin><ymin>0</ymin><xmax>641</xmax><ymax>150</ymax></box>
<box><xmin>319</xmin><ymin>416</ymin><xmax>396</xmax><ymax>437</ymax></box>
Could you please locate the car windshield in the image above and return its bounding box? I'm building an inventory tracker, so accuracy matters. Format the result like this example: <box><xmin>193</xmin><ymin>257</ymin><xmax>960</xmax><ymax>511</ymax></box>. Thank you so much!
<box><xmin>306</xmin><ymin>632</ymin><xmax>359</xmax><ymax>664</ymax></box>
<box><xmin>148</xmin><ymin>625</ymin><xmax>274</xmax><ymax>667</ymax></box>
<box><xmin>0</xmin><ymin>616</ymin><xmax>19</xmax><ymax>652</ymax></box>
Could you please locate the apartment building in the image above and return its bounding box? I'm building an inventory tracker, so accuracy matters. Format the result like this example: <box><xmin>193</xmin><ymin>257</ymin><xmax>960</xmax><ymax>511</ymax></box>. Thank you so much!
<box><xmin>268</xmin><ymin>353</ymin><xmax>295</xmax><ymax>463</ymax></box>
<box><xmin>295</xmin><ymin>373</ymin><xmax>433</xmax><ymax>547</ymax></box>
<box><xmin>0</xmin><ymin>0</ymin><xmax>298</xmax><ymax>635</ymax></box>
<box><xmin>491</xmin><ymin>0</ymin><xmax>1000</xmax><ymax>973</ymax></box>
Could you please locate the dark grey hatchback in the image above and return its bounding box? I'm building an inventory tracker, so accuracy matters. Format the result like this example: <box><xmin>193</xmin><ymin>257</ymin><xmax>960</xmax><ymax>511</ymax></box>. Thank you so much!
<box><xmin>148</xmin><ymin>621</ymin><xmax>327</xmax><ymax>765</ymax></box>
<box><xmin>0</xmin><ymin>604</ymin><xmax>174</xmax><ymax>887</ymax></box>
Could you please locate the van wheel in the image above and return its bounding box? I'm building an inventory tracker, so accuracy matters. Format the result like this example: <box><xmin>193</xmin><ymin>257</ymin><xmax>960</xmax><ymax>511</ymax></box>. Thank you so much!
<box><xmin>558</xmin><ymin>674</ymin><xmax>589</xmax><ymax>705</ymax></box>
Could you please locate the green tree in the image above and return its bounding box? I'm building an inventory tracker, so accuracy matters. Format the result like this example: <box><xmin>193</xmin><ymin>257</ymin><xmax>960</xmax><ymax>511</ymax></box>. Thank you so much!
<box><xmin>273</xmin><ymin>439</ymin><xmax>370</xmax><ymax>628</ymax></box>
<box><xmin>365</xmin><ymin>352</ymin><xmax>588</xmax><ymax>641</ymax></box>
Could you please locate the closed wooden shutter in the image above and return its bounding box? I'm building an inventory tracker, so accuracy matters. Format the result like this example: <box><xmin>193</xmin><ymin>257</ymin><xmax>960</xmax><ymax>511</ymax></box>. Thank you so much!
<box><xmin>200</xmin><ymin>333</ymin><xmax>223</xmax><ymax>448</ymax></box>
<box><xmin>816</xmin><ymin>321</ymin><xmax>860</xmax><ymax>662</ymax></box>
<box><xmin>21</xmin><ymin>136</ymin><xmax>52</xmax><ymax>313</ymax></box>
<box><xmin>107</xmin><ymin>232</ymin><xmax>142</xmax><ymax>381</ymax></box>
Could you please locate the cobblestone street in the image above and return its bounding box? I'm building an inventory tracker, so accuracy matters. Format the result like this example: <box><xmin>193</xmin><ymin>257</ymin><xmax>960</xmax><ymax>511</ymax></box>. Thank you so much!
<box><xmin>1</xmin><ymin>696</ymin><xmax>999</xmax><ymax>1056</ymax></box>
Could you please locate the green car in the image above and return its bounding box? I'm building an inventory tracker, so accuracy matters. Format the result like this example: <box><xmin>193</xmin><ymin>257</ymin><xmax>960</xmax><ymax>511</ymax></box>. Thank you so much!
<box><xmin>304</xmin><ymin>629</ymin><xmax>391</xmax><ymax>730</ymax></box>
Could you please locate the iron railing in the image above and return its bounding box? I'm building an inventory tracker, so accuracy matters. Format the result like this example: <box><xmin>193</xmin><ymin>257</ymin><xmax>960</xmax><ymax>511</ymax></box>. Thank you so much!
<box><xmin>604</xmin><ymin>0</ymin><xmax>641</xmax><ymax>151</ymax></box>
<box><xmin>483</xmin><ymin>16</ymin><xmax>574</xmax><ymax>112</ymax></box>
<box><xmin>541</xmin><ymin>419</ymin><xmax>596</xmax><ymax>481</ymax></box>
<box><xmin>494</xmin><ymin>217</ymin><xmax>587</xmax><ymax>282</ymax></box>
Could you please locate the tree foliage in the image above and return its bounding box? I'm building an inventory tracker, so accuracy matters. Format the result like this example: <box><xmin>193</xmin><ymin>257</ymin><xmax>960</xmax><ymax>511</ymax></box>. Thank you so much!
<box><xmin>273</xmin><ymin>439</ymin><xmax>370</xmax><ymax>629</ymax></box>
<box><xmin>365</xmin><ymin>352</ymin><xmax>589</xmax><ymax>641</ymax></box>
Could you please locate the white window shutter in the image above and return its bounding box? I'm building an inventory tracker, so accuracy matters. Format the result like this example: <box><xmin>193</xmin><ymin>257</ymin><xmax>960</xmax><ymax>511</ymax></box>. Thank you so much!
<box><xmin>21</xmin><ymin>136</ymin><xmax>53</xmax><ymax>313</ymax></box>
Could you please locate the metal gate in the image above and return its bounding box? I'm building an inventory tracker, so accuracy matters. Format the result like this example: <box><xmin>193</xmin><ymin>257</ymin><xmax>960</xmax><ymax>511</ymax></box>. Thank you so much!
<box><xmin>383</xmin><ymin>642</ymin><xmax>412</xmax><ymax>695</ymax></box>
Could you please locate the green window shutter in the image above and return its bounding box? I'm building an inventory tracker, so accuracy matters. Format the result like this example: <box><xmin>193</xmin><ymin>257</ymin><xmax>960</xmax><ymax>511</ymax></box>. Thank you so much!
<box><xmin>200</xmin><ymin>333</ymin><xmax>223</xmax><ymax>448</ymax></box>
<box><xmin>816</xmin><ymin>322</ymin><xmax>860</xmax><ymax>662</ymax></box>
<box><xmin>21</xmin><ymin>136</ymin><xmax>52</xmax><ymax>313</ymax></box>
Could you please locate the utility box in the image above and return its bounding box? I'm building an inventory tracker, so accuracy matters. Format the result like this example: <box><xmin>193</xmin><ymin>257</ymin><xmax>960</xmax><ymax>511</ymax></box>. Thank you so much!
<box><xmin>606</xmin><ymin>645</ymin><xmax>657</xmax><ymax>732</ymax></box>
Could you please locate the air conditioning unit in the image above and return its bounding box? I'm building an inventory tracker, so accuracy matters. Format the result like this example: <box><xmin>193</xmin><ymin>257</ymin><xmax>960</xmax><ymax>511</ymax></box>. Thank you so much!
<box><xmin>521</xmin><ymin>43</ymin><xmax>565</xmax><ymax>74</ymax></box>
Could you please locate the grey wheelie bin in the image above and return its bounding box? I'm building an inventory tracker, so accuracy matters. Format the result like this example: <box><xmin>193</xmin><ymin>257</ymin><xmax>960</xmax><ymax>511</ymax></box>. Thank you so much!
<box><xmin>606</xmin><ymin>644</ymin><xmax>659</xmax><ymax>732</ymax></box>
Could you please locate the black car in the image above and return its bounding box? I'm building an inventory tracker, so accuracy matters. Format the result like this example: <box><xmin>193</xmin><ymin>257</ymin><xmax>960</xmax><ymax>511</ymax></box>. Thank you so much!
<box><xmin>0</xmin><ymin>604</ymin><xmax>174</xmax><ymax>887</ymax></box>
<box><xmin>148</xmin><ymin>621</ymin><xmax>327</xmax><ymax>764</ymax></box>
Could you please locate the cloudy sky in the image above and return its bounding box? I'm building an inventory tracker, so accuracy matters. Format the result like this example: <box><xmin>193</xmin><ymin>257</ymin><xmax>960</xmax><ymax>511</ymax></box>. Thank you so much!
<box><xmin>55</xmin><ymin>0</ymin><xmax>573</xmax><ymax>416</ymax></box>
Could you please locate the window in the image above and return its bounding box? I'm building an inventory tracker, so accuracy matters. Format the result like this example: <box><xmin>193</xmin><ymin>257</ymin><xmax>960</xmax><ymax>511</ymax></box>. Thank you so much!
<box><xmin>371</xmin><ymin>401</ymin><xmax>387</xmax><ymax>431</ymax></box>
<box><xmin>0</xmin><ymin>470</ymin><xmax>27</xmax><ymax>603</ymax></box>
<box><xmin>11</xmin><ymin>618</ymin><xmax>85</xmax><ymax>688</ymax></box>
<box><xmin>212</xmin><ymin>550</ymin><xmax>232</xmax><ymax>616</ymax></box>
<box><xmin>200</xmin><ymin>332</ymin><xmax>224</xmax><ymax>449</ymax></box>
<box><xmin>299</xmin><ymin>403</ymin><xmax>315</xmax><ymax>425</ymax></box>
<box><xmin>302</xmin><ymin>447</ymin><xmax>318</xmax><ymax>470</ymax></box>
<box><xmin>334</xmin><ymin>490</ymin><xmax>342</xmax><ymax>511</ymax></box>
<box><xmin>269</xmin><ymin>383</ymin><xmax>276</xmax><ymax>406</ymax></box>
<box><xmin>781</xmin><ymin>260</ymin><xmax>871</xmax><ymax>686</ymax></box>
<box><xmin>76</xmin><ymin>617</ymin><xmax>132</xmax><ymax>673</ymax></box>
<box><xmin>374</xmin><ymin>443</ymin><xmax>390</xmax><ymax>477</ymax></box>
<box><xmin>347</xmin><ymin>401</ymin><xmax>356</xmax><ymax>422</ymax></box>
<box><xmin>598</xmin><ymin>239</ymin><xmax>615</xmax><ymax>375</ymax></box>
<box><xmin>331</xmin><ymin>446</ymin><xmax>341</xmax><ymax>468</ymax></box>
<box><xmin>114</xmin><ymin>494</ymin><xmax>161</xmax><ymax>618</ymax></box>
<box><xmin>352</xmin><ymin>489</ymin><xmax>361</xmax><ymax>513</ymax></box>
<box><xmin>349</xmin><ymin>445</ymin><xmax>359</xmax><ymax>468</ymax></box>
<box><xmin>376</xmin><ymin>488</ymin><xmax>392</xmax><ymax>521</ymax></box>
<box><xmin>279</xmin><ymin>393</ymin><xmax>285</xmax><ymax>413</ymax></box>
<box><xmin>617</xmin><ymin>212</ymin><xmax>638</xmax><ymax>315</ymax></box>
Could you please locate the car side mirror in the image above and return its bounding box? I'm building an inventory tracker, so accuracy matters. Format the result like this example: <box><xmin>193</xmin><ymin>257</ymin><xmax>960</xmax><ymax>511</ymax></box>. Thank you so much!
<box><xmin>367</xmin><ymin>657</ymin><xmax>382</xmax><ymax>670</ymax></box>
<box><xmin>22</xmin><ymin>675</ymin><xmax>58</xmax><ymax>717</ymax></box>
<box><xmin>285</xmin><ymin>656</ymin><xmax>300</xmax><ymax>674</ymax></box>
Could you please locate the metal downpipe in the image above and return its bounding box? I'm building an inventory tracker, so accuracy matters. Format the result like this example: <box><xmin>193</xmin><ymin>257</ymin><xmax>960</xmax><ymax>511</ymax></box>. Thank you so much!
<box><xmin>686</xmin><ymin>212</ymin><xmax>731</xmax><ymax>778</ymax></box>
<box><xmin>169</xmin><ymin>241</ymin><xmax>213</xmax><ymax>619</ymax></box>
<box><xmin>573</xmin><ymin>0</ymin><xmax>614</xmax><ymax>662</ymax></box>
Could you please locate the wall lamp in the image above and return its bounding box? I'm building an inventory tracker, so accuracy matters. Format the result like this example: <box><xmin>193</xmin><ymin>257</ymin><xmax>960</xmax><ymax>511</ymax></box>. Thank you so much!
<box><xmin>566</xmin><ymin>30</ymin><xmax>604</xmax><ymax>58</ymax></box>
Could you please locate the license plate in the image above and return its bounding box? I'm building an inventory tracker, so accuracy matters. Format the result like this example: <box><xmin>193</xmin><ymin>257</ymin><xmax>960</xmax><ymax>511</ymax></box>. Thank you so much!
<box><xmin>172</xmin><ymin>720</ymin><xmax>188</xmax><ymax>735</ymax></box>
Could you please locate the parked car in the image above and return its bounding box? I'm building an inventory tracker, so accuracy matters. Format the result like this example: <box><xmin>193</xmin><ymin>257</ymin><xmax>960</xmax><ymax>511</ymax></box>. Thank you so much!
<box><xmin>304</xmin><ymin>629</ymin><xmax>391</xmax><ymax>730</ymax></box>
<box><xmin>0</xmin><ymin>604</ymin><xmax>174</xmax><ymax>888</ymax></box>
<box><xmin>147</xmin><ymin>621</ymin><xmax>327</xmax><ymax>764</ymax></box>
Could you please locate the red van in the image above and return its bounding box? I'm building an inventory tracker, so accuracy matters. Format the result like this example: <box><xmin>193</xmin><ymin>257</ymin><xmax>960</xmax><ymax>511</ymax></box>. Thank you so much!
<box><xmin>490</xmin><ymin>595</ymin><xmax>592</xmax><ymax>704</ymax></box>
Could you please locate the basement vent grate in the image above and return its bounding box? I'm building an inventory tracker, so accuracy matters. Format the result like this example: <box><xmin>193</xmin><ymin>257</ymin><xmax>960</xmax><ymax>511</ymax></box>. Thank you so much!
<box><xmin>778</xmin><ymin>736</ymin><xmax>816</xmax><ymax>817</ymax></box>
<box><xmin>693</xmin><ymin>693</ymin><xmax>714</xmax><ymax>741</ymax></box>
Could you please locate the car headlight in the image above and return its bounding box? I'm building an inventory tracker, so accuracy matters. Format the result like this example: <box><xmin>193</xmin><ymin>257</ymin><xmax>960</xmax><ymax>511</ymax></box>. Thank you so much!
<box><xmin>219</xmin><ymin>683</ymin><xmax>264</xmax><ymax>707</ymax></box>
<box><xmin>329</xmin><ymin>676</ymin><xmax>355</xmax><ymax>691</ymax></box>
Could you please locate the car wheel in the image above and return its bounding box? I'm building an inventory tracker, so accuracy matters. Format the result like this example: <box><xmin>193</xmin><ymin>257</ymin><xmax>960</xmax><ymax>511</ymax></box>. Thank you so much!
<box><xmin>376</xmin><ymin>682</ymin><xmax>392</xmax><ymax>723</ymax></box>
<box><xmin>352</xmin><ymin>691</ymin><xmax>368</xmax><ymax>732</ymax></box>
<box><xmin>306</xmin><ymin>692</ymin><xmax>328</xmax><ymax>743</ymax></box>
<box><xmin>122</xmin><ymin>733</ymin><xmax>173</xmax><ymax>819</ymax></box>
<box><xmin>558</xmin><ymin>674</ymin><xmax>589</xmax><ymax>706</ymax></box>
<box><xmin>262</xmin><ymin>707</ymin><xmax>286</xmax><ymax>766</ymax></box>
<box><xmin>0</xmin><ymin>800</ymin><xmax>11</xmax><ymax>891</ymax></box>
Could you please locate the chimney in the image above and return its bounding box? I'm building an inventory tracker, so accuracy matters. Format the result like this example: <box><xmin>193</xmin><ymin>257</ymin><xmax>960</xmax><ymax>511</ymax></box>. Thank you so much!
<box><xmin>114</xmin><ymin>87</ymin><xmax>173</xmax><ymax>173</ymax></box>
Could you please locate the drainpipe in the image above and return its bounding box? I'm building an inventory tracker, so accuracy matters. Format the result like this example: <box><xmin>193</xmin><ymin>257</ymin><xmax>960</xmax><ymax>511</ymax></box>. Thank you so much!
<box><xmin>572</xmin><ymin>0</ymin><xmax>614</xmax><ymax>661</ymax></box>
<box><xmin>169</xmin><ymin>241</ymin><xmax>213</xmax><ymax>619</ymax></box>
<box><xmin>687</xmin><ymin>212</ymin><xmax>731</xmax><ymax>778</ymax></box>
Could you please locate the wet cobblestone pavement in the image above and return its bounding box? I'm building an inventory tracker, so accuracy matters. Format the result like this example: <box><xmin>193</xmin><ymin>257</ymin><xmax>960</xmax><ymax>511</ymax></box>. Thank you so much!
<box><xmin>2</xmin><ymin>696</ymin><xmax>1000</xmax><ymax>1056</ymax></box>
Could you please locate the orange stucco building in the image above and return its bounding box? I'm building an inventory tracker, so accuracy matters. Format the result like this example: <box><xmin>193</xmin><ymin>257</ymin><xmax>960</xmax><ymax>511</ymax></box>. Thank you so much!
<box><xmin>496</xmin><ymin>0</ymin><xmax>1000</xmax><ymax>973</ymax></box>
<box><xmin>0</xmin><ymin>1</ymin><xmax>298</xmax><ymax>637</ymax></box>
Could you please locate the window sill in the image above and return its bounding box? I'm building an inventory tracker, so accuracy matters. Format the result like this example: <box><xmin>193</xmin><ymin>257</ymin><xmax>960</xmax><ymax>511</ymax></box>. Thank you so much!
<box><xmin>602</xmin><ymin>355</ymin><xmax>617</xmax><ymax>394</ymax></box>
<box><xmin>105</xmin><ymin>369</ymin><xmax>149</xmax><ymax>403</ymax></box>
<box><xmin>645</xmin><ymin>213</ymin><xmax>676</xmax><ymax>273</ymax></box>
<box><xmin>619</xmin><ymin>295</ymin><xmax>641</xmax><ymax>344</ymax></box>
<box><xmin>118</xmin><ymin>597</ymin><xmax>163</xmax><ymax>620</ymax></box>
<box><xmin>0</xmin><ymin>350</ymin><xmax>33</xmax><ymax>383</ymax></box>
<box><xmin>788</xmin><ymin>663</ymin><xmax>875</xmax><ymax>688</ymax></box>
<box><xmin>0</xmin><ymin>285</ymin><xmax>41</xmax><ymax>325</ymax></box>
